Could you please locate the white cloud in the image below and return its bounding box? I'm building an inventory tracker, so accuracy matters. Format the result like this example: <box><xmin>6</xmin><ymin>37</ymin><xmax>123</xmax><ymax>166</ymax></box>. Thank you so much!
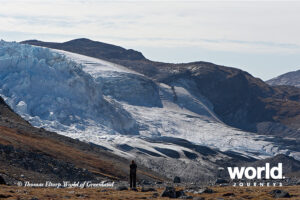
<box><xmin>1</xmin><ymin>1</ymin><xmax>300</xmax><ymax>54</ymax></box>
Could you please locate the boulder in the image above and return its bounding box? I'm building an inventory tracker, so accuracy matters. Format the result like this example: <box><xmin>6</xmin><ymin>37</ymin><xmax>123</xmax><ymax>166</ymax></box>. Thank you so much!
<box><xmin>161</xmin><ymin>187</ymin><xmax>190</xmax><ymax>198</ymax></box>
<box><xmin>223</xmin><ymin>192</ymin><xmax>235</xmax><ymax>197</ymax></box>
<box><xmin>0</xmin><ymin>194</ymin><xmax>12</xmax><ymax>198</ymax></box>
<box><xmin>173</xmin><ymin>176</ymin><xmax>181</xmax><ymax>183</ymax></box>
<box><xmin>152</xmin><ymin>193</ymin><xmax>159</xmax><ymax>198</ymax></box>
<box><xmin>175</xmin><ymin>190</ymin><xmax>186</xmax><ymax>198</ymax></box>
<box><xmin>161</xmin><ymin>187</ymin><xmax>177</xmax><ymax>198</ymax></box>
<box><xmin>141</xmin><ymin>187</ymin><xmax>156</xmax><ymax>192</ymax></box>
<box><xmin>219</xmin><ymin>183</ymin><xmax>229</xmax><ymax>187</ymax></box>
<box><xmin>215</xmin><ymin>178</ymin><xmax>229</xmax><ymax>184</ymax></box>
<box><xmin>116</xmin><ymin>185</ymin><xmax>128</xmax><ymax>191</ymax></box>
<box><xmin>185</xmin><ymin>187</ymin><xmax>214</xmax><ymax>194</ymax></box>
<box><xmin>0</xmin><ymin>175</ymin><xmax>6</xmax><ymax>185</ymax></box>
<box><xmin>198</xmin><ymin>187</ymin><xmax>214</xmax><ymax>194</ymax></box>
<box><xmin>269</xmin><ymin>190</ymin><xmax>291</xmax><ymax>198</ymax></box>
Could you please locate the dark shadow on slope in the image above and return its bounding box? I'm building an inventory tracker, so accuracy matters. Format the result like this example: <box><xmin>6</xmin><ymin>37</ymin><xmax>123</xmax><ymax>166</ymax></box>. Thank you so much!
<box><xmin>145</xmin><ymin>136</ymin><xmax>218</xmax><ymax>156</ymax></box>
<box><xmin>135</xmin><ymin>148</ymin><xmax>163</xmax><ymax>157</ymax></box>
<box><xmin>183</xmin><ymin>150</ymin><xmax>198</xmax><ymax>160</ymax></box>
<box><xmin>154</xmin><ymin>147</ymin><xmax>180</xmax><ymax>159</ymax></box>
<box><xmin>117</xmin><ymin>144</ymin><xmax>135</xmax><ymax>152</ymax></box>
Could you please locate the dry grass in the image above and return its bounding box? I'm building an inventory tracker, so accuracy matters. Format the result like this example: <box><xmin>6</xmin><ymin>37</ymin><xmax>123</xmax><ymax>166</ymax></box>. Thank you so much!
<box><xmin>0</xmin><ymin>185</ymin><xmax>299</xmax><ymax>200</ymax></box>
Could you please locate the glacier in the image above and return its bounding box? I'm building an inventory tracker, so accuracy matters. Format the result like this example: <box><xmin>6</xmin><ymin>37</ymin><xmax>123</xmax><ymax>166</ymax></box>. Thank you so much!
<box><xmin>0</xmin><ymin>40</ymin><xmax>138</xmax><ymax>135</ymax></box>
<box><xmin>0</xmin><ymin>41</ymin><xmax>299</xmax><ymax>181</ymax></box>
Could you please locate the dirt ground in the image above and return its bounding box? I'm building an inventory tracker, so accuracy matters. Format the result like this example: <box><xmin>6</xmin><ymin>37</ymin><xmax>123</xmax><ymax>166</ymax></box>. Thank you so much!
<box><xmin>0</xmin><ymin>185</ymin><xmax>299</xmax><ymax>200</ymax></box>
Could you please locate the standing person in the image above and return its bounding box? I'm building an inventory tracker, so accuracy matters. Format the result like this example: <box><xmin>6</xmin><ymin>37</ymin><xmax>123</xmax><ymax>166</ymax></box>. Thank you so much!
<box><xmin>130</xmin><ymin>160</ymin><xmax>137</xmax><ymax>189</ymax></box>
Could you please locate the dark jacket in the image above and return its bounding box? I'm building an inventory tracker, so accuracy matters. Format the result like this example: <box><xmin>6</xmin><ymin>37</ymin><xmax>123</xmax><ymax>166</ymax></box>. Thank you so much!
<box><xmin>130</xmin><ymin>163</ymin><xmax>137</xmax><ymax>174</ymax></box>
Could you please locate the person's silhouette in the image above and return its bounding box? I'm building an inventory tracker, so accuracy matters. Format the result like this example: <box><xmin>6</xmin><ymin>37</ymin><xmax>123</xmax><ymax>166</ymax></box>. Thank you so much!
<box><xmin>130</xmin><ymin>160</ymin><xmax>137</xmax><ymax>188</ymax></box>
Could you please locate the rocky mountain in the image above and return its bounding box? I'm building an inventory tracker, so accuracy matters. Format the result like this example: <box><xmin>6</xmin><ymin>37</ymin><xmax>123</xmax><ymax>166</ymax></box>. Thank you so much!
<box><xmin>267</xmin><ymin>69</ymin><xmax>300</xmax><ymax>88</ymax></box>
<box><xmin>22</xmin><ymin>38</ymin><xmax>145</xmax><ymax>61</ymax></box>
<box><xmin>0</xmin><ymin>40</ymin><xmax>297</xmax><ymax>184</ymax></box>
<box><xmin>22</xmin><ymin>39</ymin><xmax>300</xmax><ymax>138</ymax></box>
<box><xmin>0</xmin><ymin>41</ymin><xmax>263</xmax><ymax>183</ymax></box>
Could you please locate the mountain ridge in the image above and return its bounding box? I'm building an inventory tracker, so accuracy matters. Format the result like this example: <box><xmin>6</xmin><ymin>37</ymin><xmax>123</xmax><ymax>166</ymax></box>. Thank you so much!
<box><xmin>22</xmin><ymin>38</ymin><xmax>300</xmax><ymax>137</ymax></box>
<box><xmin>22</xmin><ymin>38</ymin><xmax>146</xmax><ymax>61</ymax></box>
<box><xmin>267</xmin><ymin>69</ymin><xmax>300</xmax><ymax>88</ymax></box>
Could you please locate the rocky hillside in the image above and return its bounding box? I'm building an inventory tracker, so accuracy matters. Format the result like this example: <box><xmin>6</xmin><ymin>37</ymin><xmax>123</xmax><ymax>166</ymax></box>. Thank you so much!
<box><xmin>22</xmin><ymin>38</ymin><xmax>145</xmax><ymax>61</ymax></box>
<box><xmin>22</xmin><ymin>39</ymin><xmax>300</xmax><ymax>138</ymax></box>
<box><xmin>0</xmin><ymin>96</ymin><xmax>164</xmax><ymax>184</ymax></box>
<box><xmin>267</xmin><ymin>69</ymin><xmax>300</xmax><ymax>88</ymax></box>
<box><xmin>0</xmin><ymin>39</ymin><xmax>296</xmax><ymax>185</ymax></box>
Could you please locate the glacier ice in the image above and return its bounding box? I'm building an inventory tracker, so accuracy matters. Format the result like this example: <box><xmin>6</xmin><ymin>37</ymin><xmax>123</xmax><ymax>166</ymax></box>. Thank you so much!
<box><xmin>0</xmin><ymin>41</ymin><xmax>138</xmax><ymax>135</ymax></box>
<box><xmin>49</xmin><ymin>48</ymin><xmax>300</xmax><ymax>161</ymax></box>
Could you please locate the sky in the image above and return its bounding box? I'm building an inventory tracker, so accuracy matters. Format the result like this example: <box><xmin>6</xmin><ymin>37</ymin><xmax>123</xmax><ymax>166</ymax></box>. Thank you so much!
<box><xmin>1</xmin><ymin>0</ymin><xmax>300</xmax><ymax>80</ymax></box>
